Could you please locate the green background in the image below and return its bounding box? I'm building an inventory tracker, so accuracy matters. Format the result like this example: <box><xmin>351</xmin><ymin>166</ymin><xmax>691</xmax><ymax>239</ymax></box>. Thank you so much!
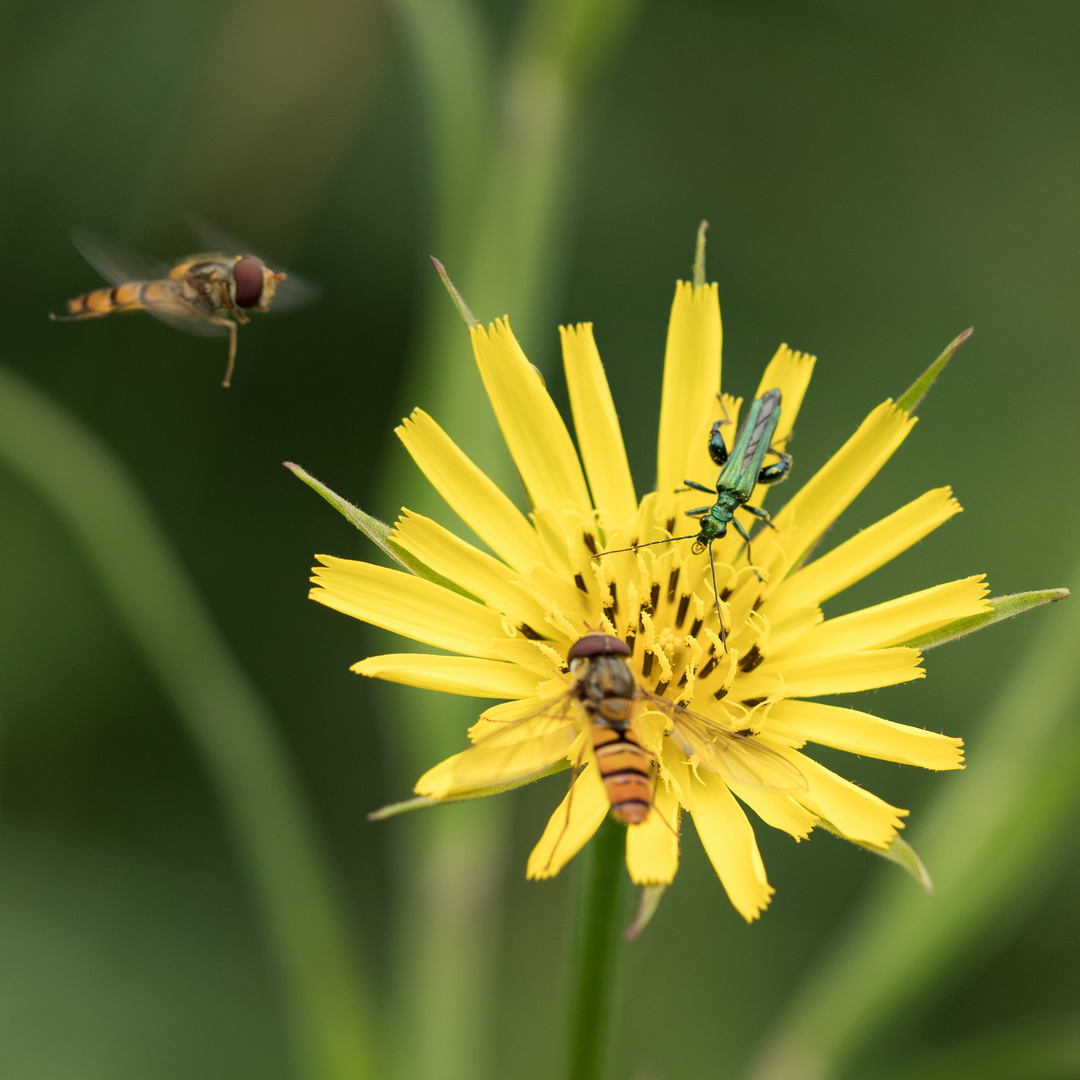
<box><xmin>1</xmin><ymin>1</ymin><xmax>1078</xmax><ymax>1078</ymax></box>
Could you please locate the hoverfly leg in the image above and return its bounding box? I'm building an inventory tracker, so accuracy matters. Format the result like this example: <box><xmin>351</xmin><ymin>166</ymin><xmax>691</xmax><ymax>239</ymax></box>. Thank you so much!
<box><xmin>647</xmin><ymin>769</ymin><xmax>680</xmax><ymax>841</ymax></box>
<box><xmin>544</xmin><ymin>740</ymin><xmax>589</xmax><ymax>873</ymax></box>
<box><xmin>208</xmin><ymin>317</ymin><xmax>239</xmax><ymax>388</ymax></box>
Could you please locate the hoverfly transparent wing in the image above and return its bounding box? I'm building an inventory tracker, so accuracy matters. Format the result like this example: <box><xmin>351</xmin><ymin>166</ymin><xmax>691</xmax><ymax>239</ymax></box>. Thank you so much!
<box><xmin>639</xmin><ymin>690</ymin><xmax>806</xmax><ymax>792</ymax></box>
<box><xmin>69</xmin><ymin>231</ymin><xmax>229</xmax><ymax>339</ymax></box>
<box><xmin>433</xmin><ymin>690</ymin><xmax>583</xmax><ymax>793</ymax></box>
<box><xmin>181</xmin><ymin>213</ymin><xmax>320</xmax><ymax>313</ymax></box>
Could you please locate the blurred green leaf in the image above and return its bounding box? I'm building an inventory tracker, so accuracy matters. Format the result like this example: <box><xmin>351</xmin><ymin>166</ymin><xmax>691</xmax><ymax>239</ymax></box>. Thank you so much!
<box><xmin>744</xmin><ymin>559</ymin><xmax>1080</xmax><ymax>1080</ymax></box>
<box><xmin>0</xmin><ymin>365</ymin><xmax>375</xmax><ymax>1080</ymax></box>
<box><xmin>880</xmin><ymin>1014</ymin><xmax>1080</xmax><ymax>1080</ymax></box>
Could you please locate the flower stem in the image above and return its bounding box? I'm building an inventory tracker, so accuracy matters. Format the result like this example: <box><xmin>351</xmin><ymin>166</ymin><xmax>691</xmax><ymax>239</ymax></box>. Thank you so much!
<box><xmin>568</xmin><ymin>814</ymin><xmax>626</xmax><ymax>1080</ymax></box>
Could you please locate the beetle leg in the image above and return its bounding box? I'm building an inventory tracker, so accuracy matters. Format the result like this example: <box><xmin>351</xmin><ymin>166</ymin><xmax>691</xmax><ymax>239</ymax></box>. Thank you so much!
<box><xmin>679</xmin><ymin>479</ymin><xmax>715</xmax><ymax>494</ymax></box>
<box><xmin>758</xmin><ymin>451</ymin><xmax>792</xmax><ymax>485</ymax></box>
<box><xmin>707</xmin><ymin>420</ymin><xmax>730</xmax><ymax>467</ymax></box>
<box><xmin>732</xmin><ymin>515</ymin><xmax>765</xmax><ymax>582</ymax></box>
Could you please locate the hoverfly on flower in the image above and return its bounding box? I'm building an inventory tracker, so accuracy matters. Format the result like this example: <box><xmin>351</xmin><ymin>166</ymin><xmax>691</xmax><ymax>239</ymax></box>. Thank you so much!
<box><xmin>433</xmin><ymin>631</ymin><xmax>803</xmax><ymax>857</ymax></box>
<box><xmin>49</xmin><ymin>223</ymin><xmax>314</xmax><ymax>386</ymax></box>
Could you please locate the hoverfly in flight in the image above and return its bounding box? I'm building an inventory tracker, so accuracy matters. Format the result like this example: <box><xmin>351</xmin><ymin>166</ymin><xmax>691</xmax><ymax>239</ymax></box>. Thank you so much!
<box><xmin>49</xmin><ymin>224</ymin><xmax>314</xmax><ymax>386</ymax></box>
<box><xmin>455</xmin><ymin>633</ymin><xmax>803</xmax><ymax>832</ymax></box>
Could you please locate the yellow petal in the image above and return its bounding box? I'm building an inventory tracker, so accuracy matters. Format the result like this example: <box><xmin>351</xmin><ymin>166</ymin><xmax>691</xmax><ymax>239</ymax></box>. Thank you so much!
<box><xmin>391</xmin><ymin>510</ymin><xmax>549</xmax><ymax>631</ymax></box>
<box><xmin>396</xmin><ymin>409</ymin><xmax>544</xmax><ymax>573</ymax></box>
<box><xmin>416</xmin><ymin>717</ymin><xmax>578</xmax><ymax>798</ymax></box>
<box><xmin>625</xmin><ymin>780</ymin><xmax>680</xmax><ymax>885</ymax></box>
<box><xmin>767</xmin><ymin>487</ymin><xmax>962</xmax><ymax>617</ymax></box>
<box><xmin>738</xmin><ymin>647</ymin><xmax>924</xmax><ymax>698</ymax></box>
<box><xmin>752</xmin><ymin>344</ymin><xmax>816</xmax><ymax>464</ymax></box>
<box><xmin>765</xmin><ymin>700</ymin><xmax>964</xmax><ymax>770</ymax></box>
<box><xmin>527</xmin><ymin>758</ymin><xmax>609</xmax><ymax>879</ymax></box>
<box><xmin>656</xmin><ymin>281</ymin><xmax>722</xmax><ymax>493</ymax></box>
<box><xmin>760</xmin><ymin>401</ymin><xmax>917</xmax><ymax>582</ymax></box>
<box><xmin>775</xmin><ymin>576</ymin><xmax>990</xmax><ymax>658</ymax></box>
<box><xmin>352</xmin><ymin>653</ymin><xmax>543</xmax><ymax>699</ymax></box>
<box><xmin>560</xmin><ymin>323</ymin><xmax>638</xmax><ymax>524</ymax></box>
<box><xmin>685</xmin><ymin>772</ymin><xmax>773</xmax><ymax>921</ymax></box>
<box><xmin>728</xmin><ymin>785</ymin><xmax>818</xmax><ymax>839</ymax></box>
<box><xmin>759</xmin><ymin>738</ymin><xmax>907</xmax><ymax>848</ymax></box>
<box><xmin>310</xmin><ymin>555</ymin><xmax>505</xmax><ymax>657</ymax></box>
<box><xmin>470</xmin><ymin>319</ymin><xmax>593</xmax><ymax>516</ymax></box>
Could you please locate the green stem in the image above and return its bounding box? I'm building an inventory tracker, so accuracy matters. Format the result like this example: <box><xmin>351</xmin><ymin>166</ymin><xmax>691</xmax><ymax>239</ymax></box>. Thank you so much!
<box><xmin>568</xmin><ymin>815</ymin><xmax>626</xmax><ymax>1080</ymax></box>
<box><xmin>0</xmin><ymin>364</ymin><xmax>374</xmax><ymax>1080</ymax></box>
<box><xmin>372</xmin><ymin>2</ymin><xmax>644</xmax><ymax>1079</ymax></box>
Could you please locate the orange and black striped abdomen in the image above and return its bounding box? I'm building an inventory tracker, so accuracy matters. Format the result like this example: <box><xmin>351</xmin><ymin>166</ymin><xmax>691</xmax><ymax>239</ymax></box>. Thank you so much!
<box><xmin>591</xmin><ymin>722</ymin><xmax>653</xmax><ymax>825</ymax></box>
<box><xmin>62</xmin><ymin>280</ymin><xmax>167</xmax><ymax>318</ymax></box>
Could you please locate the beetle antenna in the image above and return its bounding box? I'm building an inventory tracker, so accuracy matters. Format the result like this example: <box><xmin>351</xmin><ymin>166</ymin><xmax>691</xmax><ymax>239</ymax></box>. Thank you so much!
<box><xmin>591</xmin><ymin>533</ymin><xmax>699</xmax><ymax>560</ymax></box>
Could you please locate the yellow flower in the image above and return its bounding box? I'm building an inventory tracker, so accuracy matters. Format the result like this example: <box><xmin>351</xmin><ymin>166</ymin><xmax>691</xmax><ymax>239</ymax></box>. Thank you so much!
<box><xmin>308</xmin><ymin>271</ymin><xmax>983</xmax><ymax>922</ymax></box>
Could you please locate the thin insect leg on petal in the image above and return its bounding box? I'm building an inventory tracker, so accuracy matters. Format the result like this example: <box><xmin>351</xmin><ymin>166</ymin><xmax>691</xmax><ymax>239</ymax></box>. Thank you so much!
<box><xmin>545</xmin><ymin>740</ymin><xmax>589</xmax><ymax>873</ymax></box>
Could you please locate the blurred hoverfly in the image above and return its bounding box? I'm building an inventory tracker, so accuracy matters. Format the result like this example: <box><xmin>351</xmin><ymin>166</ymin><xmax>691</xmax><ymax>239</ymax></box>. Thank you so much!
<box><xmin>49</xmin><ymin>224</ymin><xmax>314</xmax><ymax>386</ymax></box>
<box><xmin>466</xmin><ymin>633</ymin><xmax>804</xmax><ymax>831</ymax></box>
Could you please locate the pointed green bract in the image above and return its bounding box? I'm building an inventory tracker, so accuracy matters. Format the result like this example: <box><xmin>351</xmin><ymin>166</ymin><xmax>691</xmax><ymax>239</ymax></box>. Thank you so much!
<box><xmin>820</xmin><ymin>820</ymin><xmax>933</xmax><ymax>893</ymax></box>
<box><xmin>431</xmin><ymin>256</ymin><xmax>479</xmax><ymax>329</ymax></box>
<box><xmin>624</xmin><ymin>884</ymin><xmax>667</xmax><ymax>942</ymax></box>
<box><xmin>367</xmin><ymin>759</ymin><xmax>571</xmax><ymax>820</ymax></box>
<box><xmin>901</xmin><ymin>589</ymin><xmax>1070</xmax><ymax>651</ymax></box>
<box><xmin>692</xmin><ymin>220</ymin><xmax>708</xmax><ymax>288</ymax></box>
<box><xmin>896</xmin><ymin>327</ymin><xmax>973</xmax><ymax>415</ymax></box>
<box><xmin>285</xmin><ymin>462</ymin><xmax>480</xmax><ymax>600</ymax></box>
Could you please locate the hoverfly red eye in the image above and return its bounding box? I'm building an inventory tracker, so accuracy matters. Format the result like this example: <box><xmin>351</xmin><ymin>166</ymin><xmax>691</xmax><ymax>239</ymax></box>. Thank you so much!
<box><xmin>567</xmin><ymin>634</ymin><xmax>631</xmax><ymax>661</ymax></box>
<box><xmin>233</xmin><ymin>256</ymin><xmax>266</xmax><ymax>308</ymax></box>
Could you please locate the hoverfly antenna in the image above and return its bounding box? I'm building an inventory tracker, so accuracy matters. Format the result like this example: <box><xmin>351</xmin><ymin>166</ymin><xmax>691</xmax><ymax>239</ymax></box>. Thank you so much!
<box><xmin>590</xmin><ymin>533</ymin><xmax>700</xmax><ymax>561</ymax></box>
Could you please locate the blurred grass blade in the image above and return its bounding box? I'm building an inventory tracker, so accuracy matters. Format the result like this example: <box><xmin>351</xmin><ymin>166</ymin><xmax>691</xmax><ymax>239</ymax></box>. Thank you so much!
<box><xmin>376</xmin><ymin>2</ymin><xmax>646</xmax><ymax>1079</ymax></box>
<box><xmin>0</xmin><ymin>365</ymin><xmax>375</xmax><ymax>1080</ymax></box>
<box><xmin>896</xmin><ymin>328</ymin><xmax>972</xmax><ymax>415</ymax></box>
<box><xmin>744</xmin><ymin>561</ymin><xmax>1080</xmax><ymax>1080</ymax></box>
<box><xmin>285</xmin><ymin>461</ymin><xmax>479</xmax><ymax>599</ymax></box>
<box><xmin>902</xmin><ymin>589</ymin><xmax>1070</xmax><ymax>651</ymax></box>
<box><xmin>880</xmin><ymin>1014</ymin><xmax>1080</xmax><ymax>1080</ymax></box>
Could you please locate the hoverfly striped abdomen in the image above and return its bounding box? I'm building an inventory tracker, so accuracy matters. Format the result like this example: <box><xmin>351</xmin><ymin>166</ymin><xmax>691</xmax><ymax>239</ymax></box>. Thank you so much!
<box><xmin>568</xmin><ymin>633</ymin><xmax>655</xmax><ymax>825</ymax></box>
<box><xmin>590</xmin><ymin>722</ymin><xmax>653</xmax><ymax>825</ymax></box>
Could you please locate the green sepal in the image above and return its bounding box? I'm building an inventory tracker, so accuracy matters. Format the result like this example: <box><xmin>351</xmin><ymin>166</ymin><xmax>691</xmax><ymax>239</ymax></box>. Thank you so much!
<box><xmin>366</xmin><ymin>758</ymin><xmax>571</xmax><ymax>820</ymax></box>
<box><xmin>692</xmin><ymin>220</ymin><xmax>708</xmax><ymax>288</ymax></box>
<box><xmin>820</xmin><ymin>819</ymin><xmax>933</xmax><ymax>893</ymax></box>
<box><xmin>624</xmin><ymin>884</ymin><xmax>667</xmax><ymax>942</ymax></box>
<box><xmin>431</xmin><ymin>257</ymin><xmax>479</xmax><ymax>329</ymax></box>
<box><xmin>285</xmin><ymin>461</ymin><xmax>481</xmax><ymax>601</ymax></box>
<box><xmin>900</xmin><ymin>589</ymin><xmax>1070</xmax><ymax>651</ymax></box>
<box><xmin>896</xmin><ymin>327</ymin><xmax>973</xmax><ymax>415</ymax></box>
